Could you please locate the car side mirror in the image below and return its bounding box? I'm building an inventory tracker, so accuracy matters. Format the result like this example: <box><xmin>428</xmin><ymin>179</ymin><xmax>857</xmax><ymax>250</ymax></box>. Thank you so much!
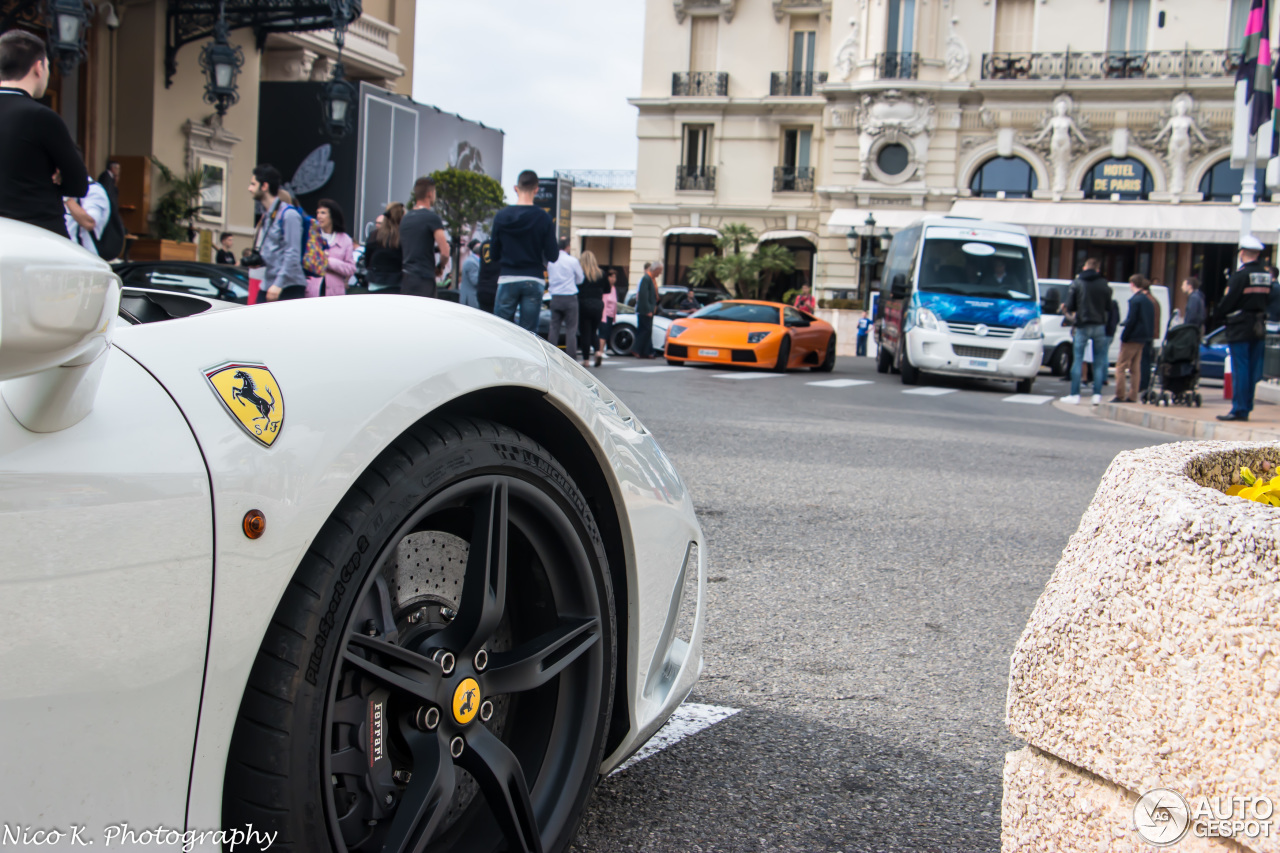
<box><xmin>890</xmin><ymin>274</ymin><xmax>908</xmax><ymax>298</ymax></box>
<box><xmin>0</xmin><ymin>222</ymin><xmax>121</xmax><ymax>432</ymax></box>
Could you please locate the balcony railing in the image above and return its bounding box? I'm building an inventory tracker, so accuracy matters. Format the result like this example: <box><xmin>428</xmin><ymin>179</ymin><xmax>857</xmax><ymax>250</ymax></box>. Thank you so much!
<box><xmin>676</xmin><ymin>165</ymin><xmax>716</xmax><ymax>192</ymax></box>
<box><xmin>876</xmin><ymin>52</ymin><xmax>919</xmax><ymax>79</ymax></box>
<box><xmin>672</xmin><ymin>72</ymin><xmax>729</xmax><ymax>96</ymax></box>
<box><xmin>773</xmin><ymin>166</ymin><xmax>814</xmax><ymax>192</ymax></box>
<box><xmin>769</xmin><ymin>71</ymin><xmax>828</xmax><ymax>96</ymax></box>
<box><xmin>981</xmin><ymin>49</ymin><xmax>1241</xmax><ymax>81</ymax></box>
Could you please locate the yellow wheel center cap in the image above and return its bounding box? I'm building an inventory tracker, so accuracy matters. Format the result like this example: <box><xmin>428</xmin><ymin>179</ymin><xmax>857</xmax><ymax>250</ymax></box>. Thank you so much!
<box><xmin>452</xmin><ymin>678</ymin><xmax>481</xmax><ymax>725</ymax></box>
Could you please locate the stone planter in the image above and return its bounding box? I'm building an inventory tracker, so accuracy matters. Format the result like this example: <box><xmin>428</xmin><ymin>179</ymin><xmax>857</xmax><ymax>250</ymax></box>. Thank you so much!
<box><xmin>1003</xmin><ymin>441</ymin><xmax>1280</xmax><ymax>853</ymax></box>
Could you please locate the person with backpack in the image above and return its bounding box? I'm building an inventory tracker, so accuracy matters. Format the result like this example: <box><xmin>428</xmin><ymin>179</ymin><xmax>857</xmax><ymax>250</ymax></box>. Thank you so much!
<box><xmin>307</xmin><ymin>198</ymin><xmax>354</xmax><ymax>297</ymax></box>
<box><xmin>249</xmin><ymin>163</ymin><xmax>307</xmax><ymax>302</ymax></box>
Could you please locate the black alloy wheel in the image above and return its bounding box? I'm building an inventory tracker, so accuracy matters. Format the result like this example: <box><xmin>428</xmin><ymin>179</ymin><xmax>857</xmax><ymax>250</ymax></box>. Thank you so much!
<box><xmin>1049</xmin><ymin>343</ymin><xmax>1072</xmax><ymax>377</ymax></box>
<box><xmin>609</xmin><ymin>325</ymin><xmax>635</xmax><ymax>355</ymax></box>
<box><xmin>225</xmin><ymin>418</ymin><xmax>616</xmax><ymax>853</ymax></box>
<box><xmin>811</xmin><ymin>336</ymin><xmax>836</xmax><ymax>372</ymax></box>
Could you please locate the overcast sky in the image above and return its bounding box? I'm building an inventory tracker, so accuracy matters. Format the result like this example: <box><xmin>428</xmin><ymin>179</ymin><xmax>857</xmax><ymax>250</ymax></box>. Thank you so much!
<box><xmin>412</xmin><ymin>0</ymin><xmax>645</xmax><ymax>196</ymax></box>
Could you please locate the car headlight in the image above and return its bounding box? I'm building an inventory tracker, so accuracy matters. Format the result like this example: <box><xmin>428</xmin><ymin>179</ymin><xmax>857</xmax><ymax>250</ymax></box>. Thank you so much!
<box><xmin>1013</xmin><ymin>317</ymin><xmax>1043</xmax><ymax>340</ymax></box>
<box><xmin>747</xmin><ymin>331</ymin><xmax>770</xmax><ymax>344</ymax></box>
<box><xmin>668</xmin><ymin>324</ymin><xmax>688</xmax><ymax>338</ymax></box>
<box><xmin>913</xmin><ymin>307</ymin><xmax>941</xmax><ymax>332</ymax></box>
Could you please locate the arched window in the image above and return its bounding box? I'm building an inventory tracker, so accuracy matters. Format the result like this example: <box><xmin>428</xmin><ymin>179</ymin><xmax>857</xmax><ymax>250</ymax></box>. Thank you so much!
<box><xmin>969</xmin><ymin>156</ymin><xmax>1038</xmax><ymax>199</ymax></box>
<box><xmin>1199</xmin><ymin>158</ymin><xmax>1273</xmax><ymax>202</ymax></box>
<box><xmin>1081</xmin><ymin>157</ymin><xmax>1153</xmax><ymax>200</ymax></box>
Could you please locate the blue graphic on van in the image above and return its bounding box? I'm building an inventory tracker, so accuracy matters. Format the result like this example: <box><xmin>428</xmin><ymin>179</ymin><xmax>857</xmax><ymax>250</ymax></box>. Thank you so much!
<box><xmin>915</xmin><ymin>291</ymin><xmax>1038</xmax><ymax>328</ymax></box>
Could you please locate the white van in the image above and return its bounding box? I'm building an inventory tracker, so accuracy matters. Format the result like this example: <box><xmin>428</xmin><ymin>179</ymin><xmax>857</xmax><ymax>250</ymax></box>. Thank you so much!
<box><xmin>1036</xmin><ymin>278</ymin><xmax>1170</xmax><ymax>373</ymax></box>
<box><xmin>874</xmin><ymin>216</ymin><xmax>1043</xmax><ymax>393</ymax></box>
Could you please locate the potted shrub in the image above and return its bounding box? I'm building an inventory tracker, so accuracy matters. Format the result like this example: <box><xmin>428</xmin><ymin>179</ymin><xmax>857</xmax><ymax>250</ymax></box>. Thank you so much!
<box><xmin>128</xmin><ymin>157</ymin><xmax>201</xmax><ymax>261</ymax></box>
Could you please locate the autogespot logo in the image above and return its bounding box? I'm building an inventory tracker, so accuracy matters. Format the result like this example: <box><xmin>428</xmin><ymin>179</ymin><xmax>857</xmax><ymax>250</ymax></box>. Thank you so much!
<box><xmin>1134</xmin><ymin>789</ymin><xmax>1191</xmax><ymax>846</ymax></box>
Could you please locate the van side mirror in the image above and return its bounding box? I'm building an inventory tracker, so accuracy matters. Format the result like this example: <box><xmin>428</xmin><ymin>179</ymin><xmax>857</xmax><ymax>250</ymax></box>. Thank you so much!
<box><xmin>890</xmin><ymin>274</ymin><xmax>908</xmax><ymax>298</ymax></box>
<box><xmin>0</xmin><ymin>222</ymin><xmax>121</xmax><ymax>432</ymax></box>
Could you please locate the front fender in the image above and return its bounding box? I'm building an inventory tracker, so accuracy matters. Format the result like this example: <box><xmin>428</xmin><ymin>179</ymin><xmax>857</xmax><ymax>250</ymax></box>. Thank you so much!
<box><xmin>113</xmin><ymin>296</ymin><xmax>550</xmax><ymax>829</ymax></box>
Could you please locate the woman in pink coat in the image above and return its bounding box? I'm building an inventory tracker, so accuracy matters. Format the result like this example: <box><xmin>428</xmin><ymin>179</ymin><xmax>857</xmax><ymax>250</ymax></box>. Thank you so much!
<box><xmin>307</xmin><ymin>199</ymin><xmax>355</xmax><ymax>297</ymax></box>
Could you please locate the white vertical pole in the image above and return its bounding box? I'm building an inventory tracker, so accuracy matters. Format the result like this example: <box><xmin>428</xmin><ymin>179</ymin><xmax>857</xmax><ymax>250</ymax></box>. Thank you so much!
<box><xmin>1241</xmin><ymin>135</ymin><xmax>1259</xmax><ymax>244</ymax></box>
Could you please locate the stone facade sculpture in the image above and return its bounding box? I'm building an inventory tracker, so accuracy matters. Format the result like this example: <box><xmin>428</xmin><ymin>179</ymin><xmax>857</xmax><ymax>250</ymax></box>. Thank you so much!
<box><xmin>856</xmin><ymin>89</ymin><xmax>936</xmax><ymax>181</ymax></box>
<box><xmin>1150</xmin><ymin>93</ymin><xmax>1211</xmax><ymax>195</ymax></box>
<box><xmin>944</xmin><ymin>17</ymin><xmax>970</xmax><ymax>81</ymax></box>
<box><xmin>1027</xmin><ymin>95</ymin><xmax>1091</xmax><ymax>193</ymax></box>
<box><xmin>833</xmin><ymin>18</ymin><xmax>859</xmax><ymax>81</ymax></box>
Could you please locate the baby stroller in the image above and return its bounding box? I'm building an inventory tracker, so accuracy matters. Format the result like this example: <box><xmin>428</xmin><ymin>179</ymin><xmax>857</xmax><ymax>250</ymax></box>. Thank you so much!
<box><xmin>1142</xmin><ymin>323</ymin><xmax>1202</xmax><ymax>407</ymax></box>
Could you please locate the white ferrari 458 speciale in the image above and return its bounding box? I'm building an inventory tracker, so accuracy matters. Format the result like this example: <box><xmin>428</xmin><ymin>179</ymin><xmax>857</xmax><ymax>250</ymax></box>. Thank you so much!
<box><xmin>0</xmin><ymin>220</ymin><xmax>705</xmax><ymax>852</ymax></box>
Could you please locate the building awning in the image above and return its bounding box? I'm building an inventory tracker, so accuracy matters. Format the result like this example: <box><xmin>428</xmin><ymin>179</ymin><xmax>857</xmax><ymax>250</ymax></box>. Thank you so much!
<box><xmin>758</xmin><ymin>229</ymin><xmax>818</xmax><ymax>244</ymax></box>
<box><xmin>663</xmin><ymin>226</ymin><xmax>721</xmax><ymax>238</ymax></box>
<box><xmin>576</xmin><ymin>229</ymin><xmax>633</xmax><ymax>238</ymax></box>
<box><xmin>825</xmin><ymin>209</ymin><xmax>929</xmax><ymax>236</ymax></box>
<box><xmin>948</xmin><ymin>199</ymin><xmax>1280</xmax><ymax>244</ymax></box>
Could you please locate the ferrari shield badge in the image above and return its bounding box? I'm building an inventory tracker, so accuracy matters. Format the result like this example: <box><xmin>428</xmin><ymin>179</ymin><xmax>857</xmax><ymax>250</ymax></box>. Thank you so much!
<box><xmin>204</xmin><ymin>362</ymin><xmax>285</xmax><ymax>447</ymax></box>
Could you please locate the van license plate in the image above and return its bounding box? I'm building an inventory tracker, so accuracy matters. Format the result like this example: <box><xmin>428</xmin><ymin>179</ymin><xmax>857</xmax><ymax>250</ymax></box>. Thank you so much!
<box><xmin>964</xmin><ymin>358</ymin><xmax>997</xmax><ymax>371</ymax></box>
<box><xmin>698</xmin><ymin>349</ymin><xmax>720</xmax><ymax>357</ymax></box>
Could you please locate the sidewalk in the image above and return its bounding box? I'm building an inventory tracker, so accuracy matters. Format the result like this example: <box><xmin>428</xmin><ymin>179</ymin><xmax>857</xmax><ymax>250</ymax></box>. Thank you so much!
<box><xmin>1052</xmin><ymin>381</ymin><xmax>1280</xmax><ymax>442</ymax></box>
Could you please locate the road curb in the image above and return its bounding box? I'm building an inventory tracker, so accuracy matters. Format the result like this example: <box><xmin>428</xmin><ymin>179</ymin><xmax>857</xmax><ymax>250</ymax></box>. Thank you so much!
<box><xmin>1087</xmin><ymin>401</ymin><xmax>1280</xmax><ymax>442</ymax></box>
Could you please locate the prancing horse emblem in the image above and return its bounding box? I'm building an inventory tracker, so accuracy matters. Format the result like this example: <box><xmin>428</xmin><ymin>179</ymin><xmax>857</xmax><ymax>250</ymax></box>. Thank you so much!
<box><xmin>204</xmin><ymin>362</ymin><xmax>286</xmax><ymax>447</ymax></box>
<box><xmin>231</xmin><ymin>370</ymin><xmax>275</xmax><ymax>424</ymax></box>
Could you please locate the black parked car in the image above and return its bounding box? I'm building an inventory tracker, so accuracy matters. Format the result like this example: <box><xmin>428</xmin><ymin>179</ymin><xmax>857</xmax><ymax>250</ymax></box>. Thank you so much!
<box><xmin>113</xmin><ymin>261</ymin><xmax>252</xmax><ymax>304</ymax></box>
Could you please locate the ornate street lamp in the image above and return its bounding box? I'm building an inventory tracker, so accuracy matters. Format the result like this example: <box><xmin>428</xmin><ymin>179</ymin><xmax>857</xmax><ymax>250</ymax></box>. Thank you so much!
<box><xmin>319</xmin><ymin>1</ymin><xmax>358</xmax><ymax>139</ymax></box>
<box><xmin>320</xmin><ymin>61</ymin><xmax>357</xmax><ymax>138</ymax></box>
<box><xmin>47</xmin><ymin>0</ymin><xmax>91</xmax><ymax>72</ymax></box>
<box><xmin>199</xmin><ymin>17</ymin><xmax>244</xmax><ymax>117</ymax></box>
<box><xmin>847</xmin><ymin>213</ymin><xmax>887</xmax><ymax>303</ymax></box>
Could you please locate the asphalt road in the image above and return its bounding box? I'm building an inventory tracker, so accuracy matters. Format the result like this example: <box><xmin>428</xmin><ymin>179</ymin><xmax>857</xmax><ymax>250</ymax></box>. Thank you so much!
<box><xmin>570</xmin><ymin>354</ymin><xmax>1161</xmax><ymax>853</ymax></box>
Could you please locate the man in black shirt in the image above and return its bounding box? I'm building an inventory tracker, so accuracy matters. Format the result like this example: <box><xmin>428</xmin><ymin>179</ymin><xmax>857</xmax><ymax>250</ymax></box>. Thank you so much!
<box><xmin>492</xmin><ymin>170</ymin><xmax>558</xmax><ymax>331</ymax></box>
<box><xmin>0</xmin><ymin>30</ymin><xmax>88</xmax><ymax>237</ymax></box>
<box><xmin>400</xmin><ymin>176</ymin><xmax>450</xmax><ymax>297</ymax></box>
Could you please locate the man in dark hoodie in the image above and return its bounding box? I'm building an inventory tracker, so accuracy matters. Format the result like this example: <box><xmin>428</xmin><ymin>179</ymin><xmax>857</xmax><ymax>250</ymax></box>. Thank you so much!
<box><xmin>1061</xmin><ymin>257</ymin><xmax>1114</xmax><ymax>405</ymax></box>
<box><xmin>492</xmin><ymin>170</ymin><xmax>559</xmax><ymax>332</ymax></box>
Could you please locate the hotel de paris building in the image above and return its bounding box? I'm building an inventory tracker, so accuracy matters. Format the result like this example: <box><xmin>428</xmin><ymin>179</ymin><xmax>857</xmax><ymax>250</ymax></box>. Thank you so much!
<box><xmin>568</xmin><ymin>0</ymin><xmax>1274</xmax><ymax>313</ymax></box>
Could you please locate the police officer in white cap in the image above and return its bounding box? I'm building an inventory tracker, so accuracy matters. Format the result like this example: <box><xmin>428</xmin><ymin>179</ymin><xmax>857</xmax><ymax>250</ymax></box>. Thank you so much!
<box><xmin>1210</xmin><ymin>234</ymin><xmax>1272</xmax><ymax>421</ymax></box>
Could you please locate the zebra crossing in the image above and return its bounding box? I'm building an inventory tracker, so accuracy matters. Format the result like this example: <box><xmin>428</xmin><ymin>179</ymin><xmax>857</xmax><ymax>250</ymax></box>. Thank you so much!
<box><xmin>602</xmin><ymin>360</ymin><xmax>1056</xmax><ymax>404</ymax></box>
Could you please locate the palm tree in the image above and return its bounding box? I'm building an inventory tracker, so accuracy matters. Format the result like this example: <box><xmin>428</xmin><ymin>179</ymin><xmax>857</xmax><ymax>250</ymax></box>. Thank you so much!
<box><xmin>717</xmin><ymin>223</ymin><xmax>756</xmax><ymax>256</ymax></box>
<box><xmin>751</xmin><ymin>243</ymin><xmax>796</xmax><ymax>300</ymax></box>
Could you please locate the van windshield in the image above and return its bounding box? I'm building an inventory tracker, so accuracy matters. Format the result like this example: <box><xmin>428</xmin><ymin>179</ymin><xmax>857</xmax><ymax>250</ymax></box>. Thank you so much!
<box><xmin>918</xmin><ymin>239</ymin><xmax>1036</xmax><ymax>301</ymax></box>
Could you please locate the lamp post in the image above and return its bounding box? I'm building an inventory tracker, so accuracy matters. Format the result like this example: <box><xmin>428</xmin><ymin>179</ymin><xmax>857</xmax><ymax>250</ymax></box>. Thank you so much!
<box><xmin>47</xmin><ymin>0</ymin><xmax>91</xmax><ymax>72</ymax></box>
<box><xmin>846</xmin><ymin>213</ymin><xmax>887</xmax><ymax>304</ymax></box>
<box><xmin>199</xmin><ymin>17</ymin><xmax>244</xmax><ymax>118</ymax></box>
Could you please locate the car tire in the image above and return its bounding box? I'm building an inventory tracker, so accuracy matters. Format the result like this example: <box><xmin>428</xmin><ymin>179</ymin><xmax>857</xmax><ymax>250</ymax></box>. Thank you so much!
<box><xmin>223</xmin><ymin>416</ymin><xmax>617</xmax><ymax>853</ymax></box>
<box><xmin>610</xmin><ymin>325</ymin><xmax>635</xmax><ymax>355</ymax></box>
<box><xmin>812</xmin><ymin>336</ymin><xmax>836</xmax><ymax>372</ymax></box>
<box><xmin>899</xmin><ymin>346</ymin><xmax>920</xmax><ymax>385</ymax></box>
<box><xmin>1049</xmin><ymin>343</ymin><xmax>1072</xmax><ymax>377</ymax></box>
<box><xmin>876</xmin><ymin>344</ymin><xmax>891</xmax><ymax>374</ymax></box>
<box><xmin>1015</xmin><ymin>377</ymin><xmax>1035</xmax><ymax>394</ymax></box>
<box><xmin>773</xmin><ymin>335</ymin><xmax>792</xmax><ymax>372</ymax></box>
